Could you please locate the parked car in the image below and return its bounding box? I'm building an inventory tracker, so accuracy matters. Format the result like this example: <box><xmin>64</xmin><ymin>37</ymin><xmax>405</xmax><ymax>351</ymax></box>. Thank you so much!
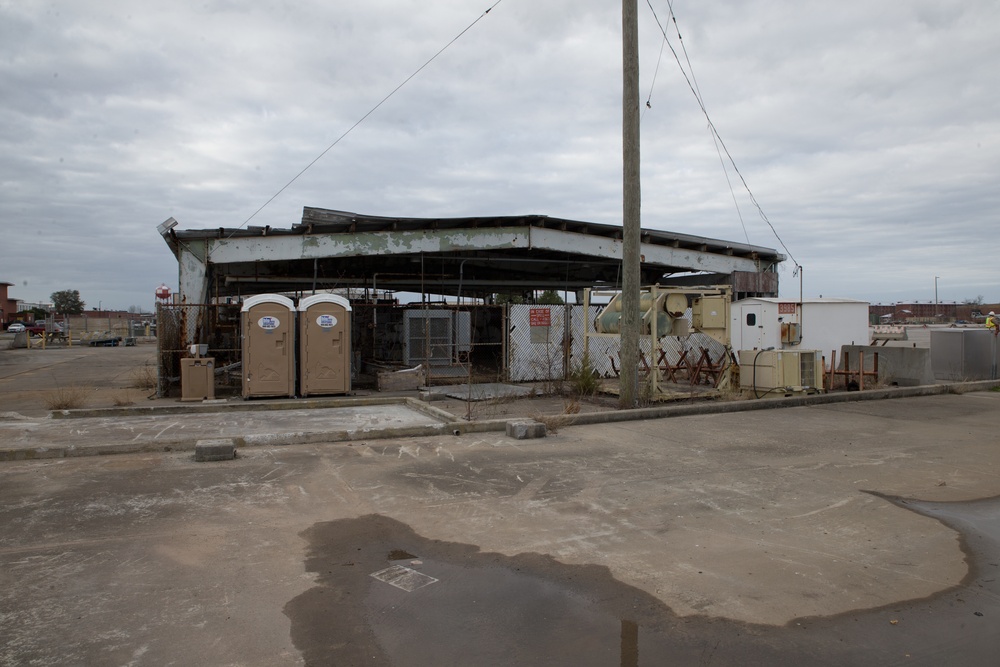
<box><xmin>26</xmin><ymin>322</ymin><xmax>64</xmax><ymax>335</ymax></box>
<box><xmin>7</xmin><ymin>322</ymin><xmax>25</xmax><ymax>333</ymax></box>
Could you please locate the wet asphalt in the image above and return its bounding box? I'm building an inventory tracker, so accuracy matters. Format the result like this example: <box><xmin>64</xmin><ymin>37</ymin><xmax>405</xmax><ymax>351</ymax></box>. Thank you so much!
<box><xmin>286</xmin><ymin>500</ymin><xmax>1000</xmax><ymax>667</ymax></box>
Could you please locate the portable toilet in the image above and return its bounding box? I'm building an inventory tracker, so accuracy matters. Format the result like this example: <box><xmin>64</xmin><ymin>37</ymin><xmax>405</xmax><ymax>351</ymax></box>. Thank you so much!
<box><xmin>241</xmin><ymin>294</ymin><xmax>296</xmax><ymax>398</ymax></box>
<box><xmin>298</xmin><ymin>294</ymin><xmax>352</xmax><ymax>396</ymax></box>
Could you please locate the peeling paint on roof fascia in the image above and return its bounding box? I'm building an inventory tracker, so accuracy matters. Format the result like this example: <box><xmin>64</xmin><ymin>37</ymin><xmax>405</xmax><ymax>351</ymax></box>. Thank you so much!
<box><xmin>188</xmin><ymin>224</ymin><xmax>764</xmax><ymax>275</ymax></box>
<box><xmin>179</xmin><ymin>252</ymin><xmax>209</xmax><ymax>304</ymax></box>
<box><xmin>205</xmin><ymin>228</ymin><xmax>529</xmax><ymax>263</ymax></box>
<box><xmin>529</xmin><ymin>227</ymin><xmax>759</xmax><ymax>273</ymax></box>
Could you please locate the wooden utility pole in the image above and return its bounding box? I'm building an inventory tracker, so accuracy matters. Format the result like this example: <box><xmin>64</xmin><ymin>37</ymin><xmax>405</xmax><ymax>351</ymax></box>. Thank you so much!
<box><xmin>620</xmin><ymin>0</ymin><xmax>641</xmax><ymax>408</ymax></box>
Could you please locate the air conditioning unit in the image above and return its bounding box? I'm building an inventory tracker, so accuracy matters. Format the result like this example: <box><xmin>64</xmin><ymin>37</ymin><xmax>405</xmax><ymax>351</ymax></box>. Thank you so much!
<box><xmin>403</xmin><ymin>310</ymin><xmax>471</xmax><ymax>366</ymax></box>
<box><xmin>739</xmin><ymin>349</ymin><xmax>823</xmax><ymax>396</ymax></box>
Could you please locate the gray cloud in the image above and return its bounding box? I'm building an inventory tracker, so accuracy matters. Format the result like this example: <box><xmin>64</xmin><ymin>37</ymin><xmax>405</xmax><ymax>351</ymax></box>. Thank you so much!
<box><xmin>1</xmin><ymin>0</ymin><xmax>997</xmax><ymax>310</ymax></box>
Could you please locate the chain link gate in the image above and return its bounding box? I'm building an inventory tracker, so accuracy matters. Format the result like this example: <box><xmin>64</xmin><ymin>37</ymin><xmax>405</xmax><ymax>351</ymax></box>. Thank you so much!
<box><xmin>156</xmin><ymin>303</ymin><xmax>242</xmax><ymax>398</ymax></box>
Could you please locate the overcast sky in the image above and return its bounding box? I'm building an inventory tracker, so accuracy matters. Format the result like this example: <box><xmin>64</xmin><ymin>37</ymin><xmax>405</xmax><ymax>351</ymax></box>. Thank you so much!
<box><xmin>2</xmin><ymin>0</ymin><xmax>997</xmax><ymax>311</ymax></box>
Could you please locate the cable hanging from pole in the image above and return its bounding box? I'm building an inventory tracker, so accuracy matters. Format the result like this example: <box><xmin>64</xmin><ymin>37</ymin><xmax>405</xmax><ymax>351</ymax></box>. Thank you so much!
<box><xmin>225</xmin><ymin>0</ymin><xmax>505</xmax><ymax>240</ymax></box>
<box><xmin>645</xmin><ymin>0</ymin><xmax>799</xmax><ymax>271</ymax></box>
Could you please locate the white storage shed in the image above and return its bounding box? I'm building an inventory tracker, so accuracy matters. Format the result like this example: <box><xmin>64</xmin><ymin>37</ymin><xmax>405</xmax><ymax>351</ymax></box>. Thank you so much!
<box><xmin>731</xmin><ymin>298</ymin><xmax>870</xmax><ymax>357</ymax></box>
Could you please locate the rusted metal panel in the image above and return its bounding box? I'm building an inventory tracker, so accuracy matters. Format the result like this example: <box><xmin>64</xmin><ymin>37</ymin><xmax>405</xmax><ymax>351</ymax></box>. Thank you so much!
<box><xmin>732</xmin><ymin>270</ymin><xmax>778</xmax><ymax>296</ymax></box>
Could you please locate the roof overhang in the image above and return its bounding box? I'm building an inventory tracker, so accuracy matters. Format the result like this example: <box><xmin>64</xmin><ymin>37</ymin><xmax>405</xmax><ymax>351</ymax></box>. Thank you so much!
<box><xmin>164</xmin><ymin>207</ymin><xmax>784</xmax><ymax>299</ymax></box>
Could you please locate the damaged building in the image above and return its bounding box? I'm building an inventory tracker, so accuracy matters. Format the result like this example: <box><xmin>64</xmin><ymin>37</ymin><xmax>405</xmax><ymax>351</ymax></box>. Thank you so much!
<box><xmin>156</xmin><ymin>206</ymin><xmax>783</xmax><ymax>396</ymax></box>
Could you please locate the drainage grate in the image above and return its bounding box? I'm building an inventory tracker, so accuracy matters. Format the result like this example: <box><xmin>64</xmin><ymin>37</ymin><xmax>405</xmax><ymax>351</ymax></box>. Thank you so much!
<box><xmin>370</xmin><ymin>565</ymin><xmax>439</xmax><ymax>592</ymax></box>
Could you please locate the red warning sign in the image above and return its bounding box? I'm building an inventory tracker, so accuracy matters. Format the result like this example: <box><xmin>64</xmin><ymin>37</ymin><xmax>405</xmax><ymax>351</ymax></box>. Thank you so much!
<box><xmin>530</xmin><ymin>308</ymin><xmax>551</xmax><ymax>327</ymax></box>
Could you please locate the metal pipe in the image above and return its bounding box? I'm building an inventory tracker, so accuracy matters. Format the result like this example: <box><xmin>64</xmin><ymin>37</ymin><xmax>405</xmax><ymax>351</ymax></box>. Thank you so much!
<box><xmin>457</xmin><ymin>258</ymin><xmax>469</xmax><ymax>307</ymax></box>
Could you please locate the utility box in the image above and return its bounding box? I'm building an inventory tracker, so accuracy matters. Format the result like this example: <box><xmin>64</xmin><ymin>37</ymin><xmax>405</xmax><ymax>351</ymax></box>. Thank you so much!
<box><xmin>739</xmin><ymin>349</ymin><xmax>824</xmax><ymax>396</ymax></box>
<box><xmin>692</xmin><ymin>295</ymin><xmax>729</xmax><ymax>330</ymax></box>
<box><xmin>180</xmin><ymin>357</ymin><xmax>215</xmax><ymax>401</ymax></box>
<box><xmin>732</xmin><ymin>298</ymin><xmax>869</xmax><ymax>358</ymax></box>
<box><xmin>931</xmin><ymin>329</ymin><xmax>999</xmax><ymax>380</ymax></box>
<box><xmin>298</xmin><ymin>294</ymin><xmax>352</xmax><ymax>396</ymax></box>
<box><xmin>241</xmin><ymin>294</ymin><xmax>296</xmax><ymax>399</ymax></box>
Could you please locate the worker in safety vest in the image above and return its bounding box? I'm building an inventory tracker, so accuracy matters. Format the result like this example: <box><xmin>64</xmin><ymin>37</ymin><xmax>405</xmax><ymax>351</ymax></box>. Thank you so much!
<box><xmin>987</xmin><ymin>311</ymin><xmax>999</xmax><ymax>335</ymax></box>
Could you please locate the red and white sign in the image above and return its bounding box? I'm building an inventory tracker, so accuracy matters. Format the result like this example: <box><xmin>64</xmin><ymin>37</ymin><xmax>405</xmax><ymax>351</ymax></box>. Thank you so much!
<box><xmin>529</xmin><ymin>308</ymin><xmax>551</xmax><ymax>327</ymax></box>
<box><xmin>778</xmin><ymin>302</ymin><xmax>797</xmax><ymax>315</ymax></box>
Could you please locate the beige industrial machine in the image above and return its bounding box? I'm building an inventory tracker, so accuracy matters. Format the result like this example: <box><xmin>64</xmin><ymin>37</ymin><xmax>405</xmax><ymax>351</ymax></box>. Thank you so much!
<box><xmin>583</xmin><ymin>285</ymin><xmax>733</xmax><ymax>397</ymax></box>
<box><xmin>241</xmin><ymin>294</ymin><xmax>296</xmax><ymax>399</ymax></box>
<box><xmin>180</xmin><ymin>344</ymin><xmax>215</xmax><ymax>401</ymax></box>
<box><xmin>738</xmin><ymin>349</ymin><xmax>824</xmax><ymax>397</ymax></box>
<box><xmin>298</xmin><ymin>294</ymin><xmax>352</xmax><ymax>396</ymax></box>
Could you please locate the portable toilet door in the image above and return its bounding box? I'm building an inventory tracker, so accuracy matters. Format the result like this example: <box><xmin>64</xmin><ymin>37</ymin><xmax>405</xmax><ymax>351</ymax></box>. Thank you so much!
<box><xmin>241</xmin><ymin>294</ymin><xmax>296</xmax><ymax>398</ymax></box>
<box><xmin>298</xmin><ymin>294</ymin><xmax>352</xmax><ymax>396</ymax></box>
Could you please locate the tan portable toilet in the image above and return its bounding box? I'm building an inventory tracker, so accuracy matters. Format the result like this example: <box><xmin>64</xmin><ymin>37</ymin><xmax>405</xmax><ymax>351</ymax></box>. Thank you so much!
<box><xmin>298</xmin><ymin>294</ymin><xmax>352</xmax><ymax>396</ymax></box>
<box><xmin>241</xmin><ymin>294</ymin><xmax>296</xmax><ymax>398</ymax></box>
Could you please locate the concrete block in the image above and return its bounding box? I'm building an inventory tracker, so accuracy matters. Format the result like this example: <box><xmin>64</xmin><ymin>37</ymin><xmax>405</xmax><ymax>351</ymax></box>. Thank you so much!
<box><xmin>195</xmin><ymin>438</ymin><xmax>237</xmax><ymax>462</ymax></box>
<box><xmin>506</xmin><ymin>420</ymin><xmax>546</xmax><ymax>440</ymax></box>
<box><xmin>419</xmin><ymin>391</ymin><xmax>444</xmax><ymax>402</ymax></box>
<box><xmin>841</xmin><ymin>345</ymin><xmax>933</xmax><ymax>386</ymax></box>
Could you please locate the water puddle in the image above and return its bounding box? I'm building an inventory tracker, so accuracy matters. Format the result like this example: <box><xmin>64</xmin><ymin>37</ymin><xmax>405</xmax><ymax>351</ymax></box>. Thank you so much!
<box><xmin>285</xmin><ymin>500</ymin><xmax>1000</xmax><ymax>666</ymax></box>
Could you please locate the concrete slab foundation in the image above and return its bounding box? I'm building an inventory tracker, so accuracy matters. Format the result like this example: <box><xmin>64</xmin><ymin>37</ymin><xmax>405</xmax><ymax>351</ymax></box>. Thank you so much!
<box><xmin>434</xmin><ymin>383</ymin><xmax>537</xmax><ymax>401</ymax></box>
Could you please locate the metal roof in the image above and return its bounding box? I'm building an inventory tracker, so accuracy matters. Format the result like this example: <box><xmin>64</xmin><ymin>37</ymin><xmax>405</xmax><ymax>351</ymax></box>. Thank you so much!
<box><xmin>164</xmin><ymin>207</ymin><xmax>784</xmax><ymax>300</ymax></box>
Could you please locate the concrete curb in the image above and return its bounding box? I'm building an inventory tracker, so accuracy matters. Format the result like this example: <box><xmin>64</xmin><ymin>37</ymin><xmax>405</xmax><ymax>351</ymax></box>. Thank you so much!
<box><xmin>49</xmin><ymin>395</ymin><xmax>411</xmax><ymax>420</ymax></box>
<box><xmin>0</xmin><ymin>422</ymin><xmax>464</xmax><ymax>461</ymax></box>
<box><xmin>553</xmin><ymin>379</ymin><xmax>1000</xmax><ymax>428</ymax></box>
<box><xmin>3</xmin><ymin>381</ymin><xmax>998</xmax><ymax>461</ymax></box>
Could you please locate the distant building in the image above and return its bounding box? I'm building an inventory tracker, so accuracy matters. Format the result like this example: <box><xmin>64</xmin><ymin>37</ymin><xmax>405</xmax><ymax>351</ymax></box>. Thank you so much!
<box><xmin>0</xmin><ymin>282</ymin><xmax>20</xmax><ymax>326</ymax></box>
<box><xmin>869</xmin><ymin>302</ymin><xmax>1000</xmax><ymax>323</ymax></box>
<box><xmin>18</xmin><ymin>301</ymin><xmax>53</xmax><ymax>313</ymax></box>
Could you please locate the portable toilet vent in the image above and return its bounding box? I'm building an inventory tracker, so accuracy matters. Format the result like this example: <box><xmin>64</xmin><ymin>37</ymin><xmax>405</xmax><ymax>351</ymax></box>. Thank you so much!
<box><xmin>298</xmin><ymin>294</ymin><xmax>352</xmax><ymax>396</ymax></box>
<box><xmin>241</xmin><ymin>294</ymin><xmax>296</xmax><ymax>399</ymax></box>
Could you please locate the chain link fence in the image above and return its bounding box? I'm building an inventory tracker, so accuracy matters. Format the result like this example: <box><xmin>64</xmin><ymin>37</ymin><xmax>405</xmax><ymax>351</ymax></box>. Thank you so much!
<box><xmin>581</xmin><ymin>306</ymin><xmax>731</xmax><ymax>385</ymax></box>
<box><xmin>507</xmin><ymin>304</ymin><xmax>731</xmax><ymax>387</ymax></box>
<box><xmin>156</xmin><ymin>300</ymin><xmax>732</xmax><ymax>397</ymax></box>
<box><xmin>354</xmin><ymin>303</ymin><xmax>506</xmax><ymax>384</ymax></box>
<box><xmin>156</xmin><ymin>303</ymin><xmax>242</xmax><ymax>397</ymax></box>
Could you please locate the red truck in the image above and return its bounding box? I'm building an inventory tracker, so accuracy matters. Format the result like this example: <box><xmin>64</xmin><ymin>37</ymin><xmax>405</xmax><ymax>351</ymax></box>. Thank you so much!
<box><xmin>26</xmin><ymin>321</ymin><xmax>64</xmax><ymax>335</ymax></box>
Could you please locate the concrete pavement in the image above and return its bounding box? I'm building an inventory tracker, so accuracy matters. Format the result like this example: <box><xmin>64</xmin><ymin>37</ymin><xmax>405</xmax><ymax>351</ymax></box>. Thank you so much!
<box><xmin>4</xmin><ymin>390</ymin><xmax>1000</xmax><ymax>665</ymax></box>
<box><xmin>0</xmin><ymin>397</ymin><xmax>454</xmax><ymax>460</ymax></box>
<box><xmin>2</xmin><ymin>377</ymin><xmax>998</xmax><ymax>461</ymax></box>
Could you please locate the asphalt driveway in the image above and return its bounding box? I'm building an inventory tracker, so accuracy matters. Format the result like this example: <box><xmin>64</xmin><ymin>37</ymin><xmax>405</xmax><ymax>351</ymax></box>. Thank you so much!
<box><xmin>3</xmin><ymin>391</ymin><xmax>1000</xmax><ymax>665</ymax></box>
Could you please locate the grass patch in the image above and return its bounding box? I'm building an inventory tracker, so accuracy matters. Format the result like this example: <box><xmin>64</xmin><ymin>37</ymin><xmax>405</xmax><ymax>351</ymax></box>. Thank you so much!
<box><xmin>532</xmin><ymin>412</ymin><xmax>572</xmax><ymax>434</ymax></box>
<box><xmin>112</xmin><ymin>390</ymin><xmax>135</xmax><ymax>406</ymax></box>
<box><xmin>567</xmin><ymin>355</ymin><xmax>601</xmax><ymax>397</ymax></box>
<box><xmin>531</xmin><ymin>401</ymin><xmax>581</xmax><ymax>434</ymax></box>
<box><xmin>129</xmin><ymin>364</ymin><xmax>157</xmax><ymax>390</ymax></box>
<box><xmin>44</xmin><ymin>386</ymin><xmax>88</xmax><ymax>411</ymax></box>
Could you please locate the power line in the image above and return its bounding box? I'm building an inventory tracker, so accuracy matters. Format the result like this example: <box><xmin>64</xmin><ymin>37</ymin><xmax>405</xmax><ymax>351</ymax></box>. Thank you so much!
<box><xmin>645</xmin><ymin>0</ymin><xmax>798</xmax><ymax>268</ymax></box>
<box><xmin>228</xmin><ymin>0</ymin><xmax>505</xmax><ymax>238</ymax></box>
<box><xmin>658</xmin><ymin>2</ymin><xmax>752</xmax><ymax>250</ymax></box>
